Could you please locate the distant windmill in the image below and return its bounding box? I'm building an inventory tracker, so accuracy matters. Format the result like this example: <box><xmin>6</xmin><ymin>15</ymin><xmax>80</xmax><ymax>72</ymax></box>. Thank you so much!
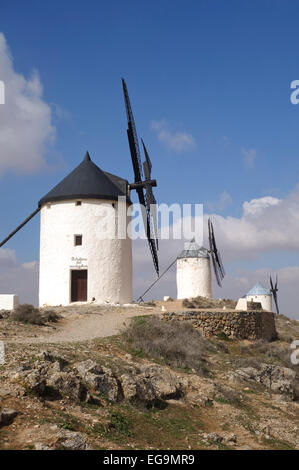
<box><xmin>138</xmin><ymin>217</ymin><xmax>226</xmax><ymax>301</ymax></box>
<box><xmin>0</xmin><ymin>79</ymin><xmax>159</xmax><ymax>306</ymax></box>
<box><xmin>270</xmin><ymin>276</ymin><xmax>279</xmax><ymax>314</ymax></box>
<box><xmin>176</xmin><ymin>218</ymin><xmax>225</xmax><ymax>299</ymax></box>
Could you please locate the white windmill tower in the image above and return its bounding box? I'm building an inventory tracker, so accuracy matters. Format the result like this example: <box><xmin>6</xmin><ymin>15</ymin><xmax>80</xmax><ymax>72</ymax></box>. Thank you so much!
<box><xmin>38</xmin><ymin>151</ymin><xmax>133</xmax><ymax>306</ymax></box>
<box><xmin>0</xmin><ymin>80</ymin><xmax>160</xmax><ymax>307</ymax></box>
<box><xmin>176</xmin><ymin>219</ymin><xmax>225</xmax><ymax>300</ymax></box>
<box><xmin>176</xmin><ymin>240</ymin><xmax>212</xmax><ymax>299</ymax></box>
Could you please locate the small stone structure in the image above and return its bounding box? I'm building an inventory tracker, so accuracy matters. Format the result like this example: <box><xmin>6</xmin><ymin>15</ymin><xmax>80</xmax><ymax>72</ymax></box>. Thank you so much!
<box><xmin>161</xmin><ymin>310</ymin><xmax>277</xmax><ymax>341</ymax></box>
<box><xmin>0</xmin><ymin>294</ymin><xmax>19</xmax><ymax>311</ymax></box>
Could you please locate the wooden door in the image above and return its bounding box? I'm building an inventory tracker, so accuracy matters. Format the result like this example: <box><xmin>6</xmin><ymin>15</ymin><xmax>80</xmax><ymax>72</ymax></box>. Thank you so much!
<box><xmin>71</xmin><ymin>270</ymin><xmax>87</xmax><ymax>302</ymax></box>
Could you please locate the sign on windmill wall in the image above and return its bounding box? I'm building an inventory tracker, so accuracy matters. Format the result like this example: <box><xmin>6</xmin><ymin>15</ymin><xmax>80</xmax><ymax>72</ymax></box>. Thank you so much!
<box><xmin>70</xmin><ymin>257</ymin><xmax>88</xmax><ymax>269</ymax></box>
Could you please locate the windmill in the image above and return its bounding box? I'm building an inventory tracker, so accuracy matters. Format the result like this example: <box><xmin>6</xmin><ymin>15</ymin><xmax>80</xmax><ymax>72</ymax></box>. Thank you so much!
<box><xmin>122</xmin><ymin>78</ymin><xmax>159</xmax><ymax>276</ymax></box>
<box><xmin>270</xmin><ymin>276</ymin><xmax>279</xmax><ymax>314</ymax></box>
<box><xmin>138</xmin><ymin>217</ymin><xmax>226</xmax><ymax>301</ymax></box>
<box><xmin>0</xmin><ymin>79</ymin><xmax>159</xmax><ymax>306</ymax></box>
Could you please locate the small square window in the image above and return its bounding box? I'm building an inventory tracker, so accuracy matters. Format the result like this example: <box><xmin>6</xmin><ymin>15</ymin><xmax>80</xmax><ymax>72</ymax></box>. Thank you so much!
<box><xmin>74</xmin><ymin>235</ymin><xmax>82</xmax><ymax>246</ymax></box>
<box><xmin>76</xmin><ymin>201</ymin><xmax>82</xmax><ymax>206</ymax></box>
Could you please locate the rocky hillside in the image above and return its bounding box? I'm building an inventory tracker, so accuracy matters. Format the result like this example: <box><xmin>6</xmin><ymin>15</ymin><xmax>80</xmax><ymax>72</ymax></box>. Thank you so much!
<box><xmin>0</xmin><ymin>307</ymin><xmax>298</xmax><ymax>450</ymax></box>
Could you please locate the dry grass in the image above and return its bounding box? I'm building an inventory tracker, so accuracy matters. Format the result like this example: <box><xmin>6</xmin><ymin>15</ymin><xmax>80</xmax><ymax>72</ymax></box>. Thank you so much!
<box><xmin>11</xmin><ymin>304</ymin><xmax>44</xmax><ymax>325</ymax></box>
<box><xmin>182</xmin><ymin>296</ymin><xmax>237</xmax><ymax>309</ymax></box>
<box><xmin>124</xmin><ymin>316</ymin><xmax>215</xmax><ymax>374</ymax></box>
<box><xmin>10</xmin><ymin>304</ymin><xmax>60</xmax><ymax>325</ymax></box>
<box><xmin>41</xmin><ymin>310</ymin><xmax>61</xmax><ymax>323</ymax></box>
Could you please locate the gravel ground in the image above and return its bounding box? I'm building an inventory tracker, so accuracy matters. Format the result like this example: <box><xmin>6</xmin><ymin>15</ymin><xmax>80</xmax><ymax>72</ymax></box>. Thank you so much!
<box><xmin>6</xmin><ymin>305</ymin><xmax>157</xmax><ymax>344</ymax></box>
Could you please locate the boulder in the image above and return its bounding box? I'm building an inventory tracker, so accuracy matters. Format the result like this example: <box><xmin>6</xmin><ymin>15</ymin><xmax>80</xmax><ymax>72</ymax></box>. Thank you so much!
<box><xmin>76</xmin><ymin>359</ymin><xmax>103</xmax><ymax>376</ymax></box>
<box><xmin>17</xmin><ymin>364</ymin><xmax>86</xmax><ymax>402</ymax></box>
<box><xmin>47</xmin><ymin>371</ymin><xmax>87</xmax><ymax>402</ymax></box>
<box><xmin>224</xmin><ymin>433</ymin><xmax>237</xmax><ymax>445</ymax></box>
<box><xmin>120</xmin><ymin>365</ymin><xmax>183</xmax><ymax>405</ymax></box>
<box><xmin>0</xmin><ymin>408</ymin><xmax>18</xmax><ymax>427</ymax></box>
<box><xmin>231</xmin><ymin>363</ymin><xmax>297</xmax><ymax>400</ymax></box>
<box><xmin>139</xmin><ymin>365</ymin><xmax>183</xmax><ymax>400</ymax></box>
<box><xmin>120</xmin><ymin>373</ymin><xmax>156</xmax><ymax>404</ymax></box>
<box><xmin>24</xmin><ymin>370</ymin><xmax>46</xmax><ymax>395</ymax></box>
<box><xmin>203</xmin><ymin>432</ymin><xmax>223</xmax><ymax>442</ymax></box>
<box><xmin>76</xmin><ymin>360</ymin><xmax>121</xmax><ymax>402</ymax></box>
<box><xmin>35</xmin><ymin>442</ymin><xmax>52</xmax><ymax>450</ymax></box>
<box><xmin>56</xmin><ymin>430</ymin><xmax>89</xmax><ymax>450</ymax></box>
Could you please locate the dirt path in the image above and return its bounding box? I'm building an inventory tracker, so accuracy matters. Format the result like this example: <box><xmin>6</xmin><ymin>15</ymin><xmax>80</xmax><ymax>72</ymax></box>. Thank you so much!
<box><xmin>7</xmin><ymin>307</ymin><xmax>156</xmax><ymax>345</ymax></box>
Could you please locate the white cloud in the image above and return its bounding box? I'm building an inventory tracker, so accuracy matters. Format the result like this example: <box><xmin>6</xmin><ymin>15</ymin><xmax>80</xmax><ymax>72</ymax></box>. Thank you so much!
<box><xmin>206</xmin><ymin>190</ymin><xmax>233</xmax><ymax>212</ymax></box>
<box><xmin>132</xmin><ymin>184</ymin><xmax>299</xmax><ymax>318</ymax></box>
<box><xmin>208</xmin><ymin>185</ymin><xmax>299</xmax><ymax>260</ymax></box>
<box><xmin>0</xmin><ymin>33</ymin><xmax>55</xmax><ymax>176</ymax></box>
<box><xmin>243</xmin><ymin>196</ymin><xmax>281</xmax><ymax>217</ymax></box>
<box><xmin>151</xmin><ymin>120</ymin><xmax>195</xmax><ymax>152</ymax></box>
<box><xmin>242</xmin><ymin>147</ymin><xmax>257</xmax><ymax>168</ymax></box>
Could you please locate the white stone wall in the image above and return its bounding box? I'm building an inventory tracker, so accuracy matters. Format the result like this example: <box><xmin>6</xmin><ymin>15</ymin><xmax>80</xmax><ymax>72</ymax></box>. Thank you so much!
<box><xmin>39</xmin><ymin>198</ymin><xmax>132</xmax><ymax>307</ymax></box>
<box><xmin>235</xmin><ymin>298</ymin><xmax>248</xmax><ymax>310</ymax></box>
<box><xmin>176</xmin><ymin>257</ymin><xmax>212</xmax><ymax>299</ymax></box>
<box><xmin>0</xmin><ymin>294</ymin><xmax>19</xmax><ymax>310</ymax></box>
<box><xmin>246</xmin><ymin>294</ymin><xmax>272</xmax><ymax>311</ymax></box>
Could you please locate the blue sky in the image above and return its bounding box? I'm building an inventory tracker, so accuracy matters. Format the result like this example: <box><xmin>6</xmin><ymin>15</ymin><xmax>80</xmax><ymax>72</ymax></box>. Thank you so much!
<box><xmin>1</xmin><ymin>0</ymin><xmax>299</xmax><ymax>316</ymax></box>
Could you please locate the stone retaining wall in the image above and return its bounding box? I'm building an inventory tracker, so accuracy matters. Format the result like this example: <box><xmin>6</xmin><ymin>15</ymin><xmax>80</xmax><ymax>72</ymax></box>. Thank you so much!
<box><xmin>161</xmin><ymin>310</ymin><xmax>277</xmax><ymax>341</ymax></box>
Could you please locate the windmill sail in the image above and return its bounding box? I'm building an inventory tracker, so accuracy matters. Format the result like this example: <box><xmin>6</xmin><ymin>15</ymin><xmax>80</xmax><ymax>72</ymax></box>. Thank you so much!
<box><xmin>208</xmin><ymin>218</ymin><xmax>225</xmax><ymax>287</ymax></box>
<box><xmin>0</xmin><ymin>207</ymin><xmax>40</xmax><ymax>249</ymax></box>
<box><xmin>122</xmin><ymin>78</ymin><xmax>143</xmax><ymax>183</ymax></box>
<box><xmin>270</xmin><ymin>275</ymin><xmax>279</xmax><ymax>314</ymax></box>
<box><xmin>122</xmin><ymin>79</ymin><xmax>159</xmax><ymax>277</ymax></box>
<box><xmin>142</xmin><ymin>139</ymin><xmax>159</xmax><ymax>249</ymax></box>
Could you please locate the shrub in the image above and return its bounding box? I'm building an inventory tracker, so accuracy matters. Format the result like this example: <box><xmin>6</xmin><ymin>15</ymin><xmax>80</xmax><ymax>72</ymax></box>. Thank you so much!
<box><xmin>239</xmin><ymin>340</ymin><xmax>270</xmax><ymax>355</ymax></box>
<box><xmin>0</xmin><ymin>310</ymin><xmax>10</xmax><ymax>320</ymax></box>
<box><xmin>216</xmin><ymin>331</ymin><xmax>230</xmax><ymax>341</ymax></box>
<box><xmin>125</xmin><ymin>316</ymin><xmax>215</xmax><ymax>375</ymax></box>
<box><xmin>182</xmin><ymin>296</ymin><xmax>237</xmax><ymax>309</ymax></box>
<box><xmin>182</xmin><ymin>299</ymin><xmax>196</xmax><ymax>308</ymax></box>
<box><xmin>215</xmin><ymin>385</ymin><xmax>244</xmax><ymax>408</ymax></box>
<box><xmin>41</xmin><ymin>310</ymin><xmax>60</xmax><ymax>323</ymax></box>
<box><xmin>140</xmin><ymin>301</ymin><xmax>156</xmax><ymax>307</ymax></box>
<box><xmin>11</xmin><ymin>304</ymin><xmax>44</xmax><ymax>325</ymax></box>
<box><xmin>233</xmin><ymin>357</ymin><xmax>262</xmax><ymax>370</ymax></box>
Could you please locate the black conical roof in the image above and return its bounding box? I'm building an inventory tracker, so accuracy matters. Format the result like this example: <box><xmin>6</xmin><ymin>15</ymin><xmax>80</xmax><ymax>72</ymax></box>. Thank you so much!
<box><xmin>39</xmin><ymin>152</ymin><xmax>130</xmax><ymax>206</ymax></box>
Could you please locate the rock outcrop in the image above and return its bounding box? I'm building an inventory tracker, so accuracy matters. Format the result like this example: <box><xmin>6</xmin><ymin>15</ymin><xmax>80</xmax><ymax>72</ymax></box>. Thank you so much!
<box><xmin>10</xmin><ymin>354</ymin><xmax>185</xmax><ymax>407</ymax></box>
<box><xmin>227</xmin><ymin>363</ymin><xmax>297</xmax><ymax>401</ymax></box>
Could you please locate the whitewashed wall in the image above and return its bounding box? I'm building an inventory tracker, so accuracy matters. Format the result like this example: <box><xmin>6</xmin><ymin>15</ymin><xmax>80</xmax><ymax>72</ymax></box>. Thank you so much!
<box><xmin>0</xmin><ymin>294</ymin><xmax>19</xmax><ymax>310</ymax></box>
<box><xmin>176</xmin><ymin>257</ymin><xmax>212</xmax><ymax>299</ymax></box>
<box><xmin>235</xmin><ymin>298</ymin><xmax>248</xmax><ymax>310</ymax></box>
<box><xmin>246</xmin><ymin>294</ymin><xmax>272</xmax><ymax>312</ymax></box>
<box><xmin>39</xmin><ymin>198</ymin><xmax>132</xmax><ymax>306</ymax></box>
